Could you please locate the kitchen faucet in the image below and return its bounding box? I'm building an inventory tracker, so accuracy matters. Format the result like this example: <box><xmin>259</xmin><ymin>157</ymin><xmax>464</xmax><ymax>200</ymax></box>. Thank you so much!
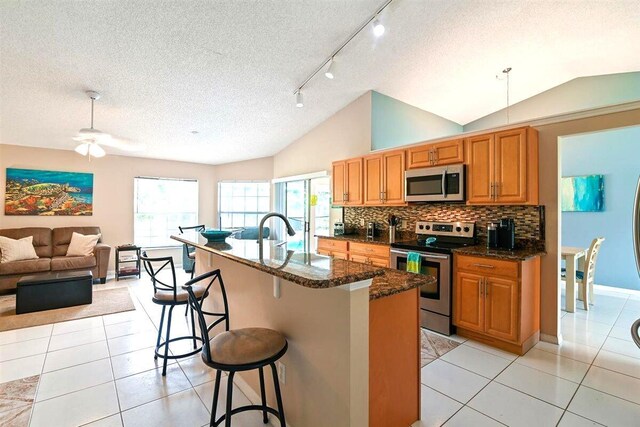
<box><xmin>258</xmin><ymin>212</ymin><xmax>296</xmax><ymax>259</ymax></box>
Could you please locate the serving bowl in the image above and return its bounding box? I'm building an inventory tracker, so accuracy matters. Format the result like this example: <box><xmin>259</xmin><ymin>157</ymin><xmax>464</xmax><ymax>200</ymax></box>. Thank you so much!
<box><xmin>200</xmin><ymin>229</ymin><xmax>232</xmax><ymax>242</ymax></box>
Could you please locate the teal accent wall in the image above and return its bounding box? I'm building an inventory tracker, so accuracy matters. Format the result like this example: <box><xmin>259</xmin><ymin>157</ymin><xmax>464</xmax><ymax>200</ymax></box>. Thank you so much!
<box><xmin>371</xmin><ymin>91</ymin><xmax>462</xmax><ymax>151</ymax></box>
<box><xmin>561</xmin><ymin>125</ymin><xmax>640</xmax><ymax>290</ymax></box>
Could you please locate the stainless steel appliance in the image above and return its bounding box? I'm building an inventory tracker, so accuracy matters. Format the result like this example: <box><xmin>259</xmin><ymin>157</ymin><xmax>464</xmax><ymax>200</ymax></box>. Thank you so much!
<box><xmin>334</xmin><ymin>222</ymin><xmax>345</xmax><ymax>236</ymax></box>
<box><xmin>405</xmin><ymin>164</ymin><xmax>465</xmax><ymax>203</ymax></box>
<box><xmin>367</xmin><ymin>222</ymin><xmax>376</xmax><ymax>238</ymax></box>
<box><xmin>390</xmin><ymin>221</ymin><xmax>476</xmax><ymax>335</ymax></box>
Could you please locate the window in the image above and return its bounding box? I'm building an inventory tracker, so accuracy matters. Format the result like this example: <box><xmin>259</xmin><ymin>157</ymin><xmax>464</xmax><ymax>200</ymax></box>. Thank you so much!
<box><xmin>218</xmin><ymin>181</ymin><xmax>270</xmax><ymax>228</ymax></box>
<box><xmin>134</xmin><ymin>177</ymin><xmax>198</xmax><ymax>247</ymax></box>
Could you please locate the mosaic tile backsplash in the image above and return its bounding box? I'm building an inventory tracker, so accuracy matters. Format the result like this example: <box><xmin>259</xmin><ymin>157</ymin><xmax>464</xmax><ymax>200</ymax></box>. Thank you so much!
<box><xmin>344</xmin><ymin>204</ymin><xmax>545</xmax><ymax>240</ymax></box>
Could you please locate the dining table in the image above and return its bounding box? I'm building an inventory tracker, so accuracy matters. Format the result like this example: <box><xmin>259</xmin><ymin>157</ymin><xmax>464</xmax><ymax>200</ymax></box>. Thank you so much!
<box><xmin>562</xmin><ymin>246</ymin><xmax>587</xmax><ymax>312</ymax></box>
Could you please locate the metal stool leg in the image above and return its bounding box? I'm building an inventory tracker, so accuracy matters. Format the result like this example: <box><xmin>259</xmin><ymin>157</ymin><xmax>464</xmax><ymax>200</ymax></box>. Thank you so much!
<box><xmin>270</xmin><ymin>363</ymin><xmax>286</xmax><ymax>426</ymax></box>
<box><xmin>162</xmin><ymin>305</ymin><xmax>174</xmax><ymax>376</ymax></box>
<box><xmin>155</xmin><ymin>305</ymin><xmax>166</xmax><ymax>360</ymax></box>
<box><xmin>210</xmin><ymin>369</ymin><xmax>222</xmax><ymax>427</ymax></box>
<box><xmin>190</xmin><ymin>304</ymin><xmax>197</xmax><ymax>349</ymax></box>
<box><xmin>191</xmin><ymin>260</ymin><xmax>196</xmax><ymax>279</ymax></box>
<box><xmin>225</xmin><ymin>371</ymin><xmax>235</xmax><ymax>427</ymax></box>
<box><xmin>259</xmin><ymin>367</ymin><xmax>268</xmax><ymax>423</ymax></box>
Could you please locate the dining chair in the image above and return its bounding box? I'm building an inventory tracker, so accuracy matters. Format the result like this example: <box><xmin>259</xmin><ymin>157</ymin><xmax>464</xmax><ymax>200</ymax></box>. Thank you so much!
<box><xmin>577</xmin><ymin>237</ymin><xmax>605</xmax><ymax>310</ymax></box>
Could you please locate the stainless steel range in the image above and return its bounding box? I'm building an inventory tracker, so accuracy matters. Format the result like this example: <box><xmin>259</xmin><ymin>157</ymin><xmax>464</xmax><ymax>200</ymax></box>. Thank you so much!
<box><xmin>390</xmin><ymin>221</ymin><xmax>476</xmax><ymax>335</ymax></box>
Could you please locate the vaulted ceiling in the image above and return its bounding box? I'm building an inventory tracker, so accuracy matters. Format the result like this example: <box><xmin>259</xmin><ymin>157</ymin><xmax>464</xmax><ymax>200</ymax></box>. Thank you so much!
<box><xmin>1</xmin><ymin>0</ymin><xmax>639</xmax><ymax>164</ymax></box>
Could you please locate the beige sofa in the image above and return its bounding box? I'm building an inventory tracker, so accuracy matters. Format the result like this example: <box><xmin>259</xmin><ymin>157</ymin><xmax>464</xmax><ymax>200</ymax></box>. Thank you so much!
<box><xmin>0</xmin><ymin>226</ymin><xmax>111</xmax><ymax>292</ymax></box>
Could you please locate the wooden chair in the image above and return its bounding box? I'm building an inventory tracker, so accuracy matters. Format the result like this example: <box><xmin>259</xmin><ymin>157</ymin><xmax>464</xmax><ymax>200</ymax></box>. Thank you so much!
<box><xmin>577</xmin><ymin>237</ymin><xmax>605</xmax><ymax>310</ymax></box>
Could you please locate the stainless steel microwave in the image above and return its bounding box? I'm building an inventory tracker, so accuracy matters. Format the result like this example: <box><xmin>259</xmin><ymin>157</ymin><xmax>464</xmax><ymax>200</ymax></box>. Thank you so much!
<box><xmin>405</xmin><ymin>164</ymin><xmax>465</xmax><ymax>202</ymax></box>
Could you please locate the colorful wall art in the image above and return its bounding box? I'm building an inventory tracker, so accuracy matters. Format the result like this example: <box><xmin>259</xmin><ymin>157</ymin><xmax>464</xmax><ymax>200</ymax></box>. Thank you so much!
<box><xmin>561</xmin><ymin>174</ymin><xmax>604</xmax><ymax>212</ymax></box>
<box><xmin>4</xmin><ymin>168</ymin><xmax>94</xmax><ymax>215</ymax></box>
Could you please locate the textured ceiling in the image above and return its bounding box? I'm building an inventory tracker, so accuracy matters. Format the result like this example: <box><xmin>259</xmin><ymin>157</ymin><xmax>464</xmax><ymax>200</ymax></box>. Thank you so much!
<box><xmin>1</xmin><ymin>1</ymin><xmax>639</xmax><ymax>165</ymax></box>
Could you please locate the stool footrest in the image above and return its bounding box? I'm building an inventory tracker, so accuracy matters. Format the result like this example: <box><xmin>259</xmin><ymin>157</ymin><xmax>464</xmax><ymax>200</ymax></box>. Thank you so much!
<box><xmin>155</xmin><ymin>336</ymin><xmax>203</xmax><ymax>360</ymax></box>
<box><xmin>213</xmin><ymin>405</ymin><xmax>281</xmax><ymax>426</ymax></box>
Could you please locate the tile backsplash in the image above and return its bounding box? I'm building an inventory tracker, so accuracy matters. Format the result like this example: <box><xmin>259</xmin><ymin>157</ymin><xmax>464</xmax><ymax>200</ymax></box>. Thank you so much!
<box><xmin>344</xmin><ymin>204</ymin><xmax>545</xmax><ymax>240</ymax></box>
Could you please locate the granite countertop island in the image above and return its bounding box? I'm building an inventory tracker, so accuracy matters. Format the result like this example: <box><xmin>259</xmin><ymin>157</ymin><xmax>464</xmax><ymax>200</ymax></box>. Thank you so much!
<box><xmin>171</xmin><ymin>233</ymin><xmax>424</xmax><ymax>426</ymax></box>
<box><xmin>172</xmin><ymin>234</ymin><xmax>432</xmax><ymax>300</ymax></box>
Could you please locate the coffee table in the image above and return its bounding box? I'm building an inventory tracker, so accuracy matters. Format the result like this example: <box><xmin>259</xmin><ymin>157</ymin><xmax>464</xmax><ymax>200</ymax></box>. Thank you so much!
<box><xmin>16</xmin><ymin>271</ymin><xmax>93</xmax><ymax>314</ymax></box>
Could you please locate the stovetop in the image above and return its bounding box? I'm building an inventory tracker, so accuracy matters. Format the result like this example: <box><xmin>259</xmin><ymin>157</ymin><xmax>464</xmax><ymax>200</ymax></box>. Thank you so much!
<box><xmin>390</xmin><ymin>220</ymin><xmax>477</xmax><ymax>254</ymax></box>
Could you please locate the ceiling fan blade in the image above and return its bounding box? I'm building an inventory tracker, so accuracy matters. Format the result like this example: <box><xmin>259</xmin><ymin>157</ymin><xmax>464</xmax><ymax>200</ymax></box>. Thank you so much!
<box><xmin>99</xmin><ymin>136</ymin><xmax>146</xmax><ymax>152</ymax></box>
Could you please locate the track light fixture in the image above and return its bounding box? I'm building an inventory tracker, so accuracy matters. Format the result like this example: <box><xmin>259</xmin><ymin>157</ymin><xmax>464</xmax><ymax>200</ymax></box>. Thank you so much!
<box><xmin>324</xmin><ymin>58</ymin><xmax>336</xmax><ymax>80</ymax></box>
<box><xmin>293</xmin><ymin>0</ymin><xmax>393</xmax><ymax>107</ymax></box>
<box><xmin>296</xmin><ymin>90</ymin><xmax>304</xmax><ymax>108</ymax></box>
<box><xmin>372</xmin><ymin>17</ymin><xmax>385</xmax><ymax>37</ymax></box>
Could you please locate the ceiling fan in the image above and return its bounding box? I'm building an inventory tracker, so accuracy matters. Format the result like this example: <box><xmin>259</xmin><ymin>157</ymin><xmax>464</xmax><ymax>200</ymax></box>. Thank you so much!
<box><xmin>73</xmin><ymin>90</ymin><xmax>144</xmax><ymax>158</ymax></box>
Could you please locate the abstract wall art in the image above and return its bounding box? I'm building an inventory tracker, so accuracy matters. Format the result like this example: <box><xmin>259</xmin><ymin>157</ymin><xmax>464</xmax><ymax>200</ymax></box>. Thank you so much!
<box><xmin>561</xmin><ymin>174</ymin><xmax>604</xmax><ymax>212</ymax></box>
<box><xmin>4</xmin><ymin>168</ymin><xmax>94</xmax><ymax>215</ymax></box>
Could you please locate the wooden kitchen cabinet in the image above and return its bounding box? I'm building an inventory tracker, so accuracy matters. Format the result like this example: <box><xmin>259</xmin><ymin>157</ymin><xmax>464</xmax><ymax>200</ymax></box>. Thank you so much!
<box><xmin>453</xmin><ymin>254</ymin><xmax>540</xmax><ymax>355</ymax></box>
<box><xmin>406</xmin><ymin>139</ymin><xmax>464</xmax><ymax>169</ymax></box>
<box><xmin>364</xmin><ymin>150</ymin><xmax>406</xmax><ymax>206</ymax></box>
<box><xmin>332</xmin><ymin>158</ymin><xmax>363</xmax><ymax>206</ymax></box>
<box><xmin>317</xmin><ymin>238</ymin><xmax>390</xmax><ymax>267</ymax></box>
<box><xmin>466</xmin><ymin>127</ymin><xmax>538</xmax><ymax>205</ymax></box>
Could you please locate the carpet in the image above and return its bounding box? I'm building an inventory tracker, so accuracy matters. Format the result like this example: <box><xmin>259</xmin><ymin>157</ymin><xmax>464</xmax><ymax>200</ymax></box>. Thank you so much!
<box><xmin>421</xmin><ymin>329</ymin><xmax>460</xmax><ymax>367</ymax></box>
<box><xmin>0</xmin><ymin>287</ymin><xmax>136</xmax><ymax>332</ymax></box>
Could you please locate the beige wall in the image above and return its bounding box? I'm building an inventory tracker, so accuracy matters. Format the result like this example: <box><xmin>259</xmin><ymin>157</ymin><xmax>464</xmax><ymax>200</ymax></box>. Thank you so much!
<box><xmin>0</xmin><ymin>144</ymin><xmax>272</xmax><ymax>270</ymax></box>
<box><xmin>273</xmin><ymin>92</ymin><xmax>372</xmax><ymax>178</ymax></box>
<box><xmin>535</xmin><ymin>108</ymin><xmax>640</xmax><ymax>340</ymax></box>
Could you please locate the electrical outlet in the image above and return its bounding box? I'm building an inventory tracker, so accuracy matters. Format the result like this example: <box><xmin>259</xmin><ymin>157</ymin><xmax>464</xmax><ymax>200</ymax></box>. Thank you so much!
<box><xmin>360</xmin><ymin>218</ymin><xmax>365</xmax><ymax>226</ymax></box>
<box><xmin>401</xmin><ymin>219</ymin><xmax>408</xmax><ymax>229</ymax></box>
<box><xmin>277</xmin><ymin>361</ymin><xmax>286</xmax><ymax>385</ymax></box>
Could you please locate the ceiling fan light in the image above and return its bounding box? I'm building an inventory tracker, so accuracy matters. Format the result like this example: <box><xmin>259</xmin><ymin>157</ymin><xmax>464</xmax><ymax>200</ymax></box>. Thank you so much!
<box><xmin>296</xmin><ymin>91</ymin><xmax>304</xmax><ymax>108</ymax></box>
<box><xmin>75</xmin><ymin>143</ymin><xmax>89</xmax><ymax>156</ymax></box>
<box><xmin>372</xmin><ymin>18</ymin><xmax>385</xmax><ymax>37</ymax></box>
<box><xmin>89</xmin><ymin>143</ymin><xmax>106</xmax><ymax>158</ymax></box>
<box><xmin>324</xmin><ymin>59</ymin><xmax>335</xmax><ymax>79</ymax></box>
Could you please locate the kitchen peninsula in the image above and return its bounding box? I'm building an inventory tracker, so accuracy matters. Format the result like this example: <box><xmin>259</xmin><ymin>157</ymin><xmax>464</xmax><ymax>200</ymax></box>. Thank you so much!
<box><xmin>171</xmin><ymin>234</ymin><xmax>433</xmax><ymax>427</ymax></box>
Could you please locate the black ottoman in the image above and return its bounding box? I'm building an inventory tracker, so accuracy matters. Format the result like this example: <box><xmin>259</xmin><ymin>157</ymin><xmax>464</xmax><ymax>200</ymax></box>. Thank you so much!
<box><xmin>16</xmin><ymin>271</ymin><xmax>93</xmax><ymax>314</ymax></box>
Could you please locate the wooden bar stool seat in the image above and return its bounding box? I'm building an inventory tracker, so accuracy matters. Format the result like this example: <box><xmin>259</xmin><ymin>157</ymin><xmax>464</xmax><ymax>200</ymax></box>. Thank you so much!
<box><xmin>184</xmin><ymin>284</ymin><xmax>287</xmax><ymax>427</ymax></box>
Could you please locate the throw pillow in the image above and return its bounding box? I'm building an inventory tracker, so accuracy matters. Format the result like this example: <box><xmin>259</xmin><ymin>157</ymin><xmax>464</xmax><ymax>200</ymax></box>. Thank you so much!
<box><xmin>0</xmin><ymin>235</ymin><xmax>39</xmax><ymax>263</ymax></box>
<box><xmin>66</xmin><ymin>232</ymin><xmax>101</xmax><ymax>257</ymax></box>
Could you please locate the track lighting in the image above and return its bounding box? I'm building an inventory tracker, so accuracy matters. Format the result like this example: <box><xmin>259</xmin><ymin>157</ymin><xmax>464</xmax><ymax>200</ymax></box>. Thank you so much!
<box><xmin>324</xmin><ymin>58</ymin><xmax>335</xmax><ymax>79</ymax></box>
<box><xmin>296</xmin><ymin>91</ymin><xmax>304</xmax><ymax>108</ymax></box>
<box><xmin>372</xmin><ymin>18</ymin><xmax>385</xmax><ymax>37</ymax></box>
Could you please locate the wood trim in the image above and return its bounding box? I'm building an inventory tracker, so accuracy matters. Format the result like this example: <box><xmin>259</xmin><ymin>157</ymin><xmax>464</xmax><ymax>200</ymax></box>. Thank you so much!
<box><xmin>526</xmin><ymin>127</ymin><xmax>539</xmax><ymax>205</ymax></box>
<box><xmin>369</xmin><ymin>288</ymin><xmax>420</xmax><ymax>427</ymax></box>
<box><xmin>520</xmin><ymin>256</ymin><xmax>541</xmax><ymax>340</ymax></box>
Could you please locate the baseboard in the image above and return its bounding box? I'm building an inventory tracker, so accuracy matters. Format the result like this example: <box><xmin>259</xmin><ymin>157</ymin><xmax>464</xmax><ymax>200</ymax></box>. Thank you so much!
<box><xmin>540</xmin><ymin>333</ymin><xmax>561</xmax><ymax>345</ymax></box>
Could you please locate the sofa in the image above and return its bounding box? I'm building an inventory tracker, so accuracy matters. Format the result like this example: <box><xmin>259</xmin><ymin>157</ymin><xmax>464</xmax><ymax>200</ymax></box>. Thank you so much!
<box><xmin>0</xmin><ymin>226</ymin><xmax>111</xmax><ymax>292</ymax></box>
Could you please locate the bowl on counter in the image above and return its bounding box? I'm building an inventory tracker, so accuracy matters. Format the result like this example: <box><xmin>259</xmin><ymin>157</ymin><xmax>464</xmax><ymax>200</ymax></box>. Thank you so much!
<box><xmin>200</xmin><ymin>229</ymin><xmax>232</xmax><ymax>242</ymax></box>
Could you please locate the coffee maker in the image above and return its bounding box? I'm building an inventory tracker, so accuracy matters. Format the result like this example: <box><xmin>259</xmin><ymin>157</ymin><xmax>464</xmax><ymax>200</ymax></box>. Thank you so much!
<box><xmin>366</xmin><ymin>222</ymin><xmax>376</xmax><ymax>239</ymax></box>
<box><xmin>496</xmin><ymin>218</ymin><xmax>516</xmax><ymax>250</ymax></box>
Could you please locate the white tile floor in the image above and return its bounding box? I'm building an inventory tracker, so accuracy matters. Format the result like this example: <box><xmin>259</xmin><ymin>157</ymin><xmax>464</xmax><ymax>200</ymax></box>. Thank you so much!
<box><xmin>413</xmin><ymin>285</ymin><xmax>640</xmax><ymax>427</ymax></box>
<box><xmin>3</xmin><ymin>277</ymin><xmax>640</xmax><ymax>426</ymax></box>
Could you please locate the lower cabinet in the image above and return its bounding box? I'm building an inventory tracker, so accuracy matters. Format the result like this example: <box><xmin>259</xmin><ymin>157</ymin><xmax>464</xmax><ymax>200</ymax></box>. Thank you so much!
<box><xmin>317</xmin><ymin>238</ymin><xmax>389</xmax><ymax>268</ymax></box>
<box><xmin>453</xmin><ymin>254</ymin><xmax>540</xmax><ymax>355</ymax></box>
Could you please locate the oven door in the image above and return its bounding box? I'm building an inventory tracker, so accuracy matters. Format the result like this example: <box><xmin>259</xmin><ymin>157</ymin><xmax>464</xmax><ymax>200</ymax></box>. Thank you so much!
<box><xmin>390</xmin><ymin>249</ymin><xmax>451</xmax><ymax>316</ymax></box>
<box><xmin>405</xmin><ymin>165</ymin><xmax>464</xmax><ymax>202</ymax></box>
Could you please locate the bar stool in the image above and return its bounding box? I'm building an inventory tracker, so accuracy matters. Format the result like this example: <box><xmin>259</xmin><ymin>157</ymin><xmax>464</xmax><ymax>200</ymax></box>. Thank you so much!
<box><xmin>184</xmin><ymin>281</ymin><xmax>287</xmax><ymax>427</ymax></box>
<box><xmin>140</xmin><ymin>252</ymin><xmax>230</xmax><ymax>376</ymax></box>
<box><xmin>179</xmin><ymin>224</ymin><xmax>206</xmax><ymax>279</ymax></box>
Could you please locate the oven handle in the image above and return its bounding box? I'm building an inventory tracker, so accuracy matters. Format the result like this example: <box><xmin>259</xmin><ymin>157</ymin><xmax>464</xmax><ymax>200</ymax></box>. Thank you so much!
<box><xmin>390</xmin><ymin>249</ymin><xmax>449</xmax><ymax>260</ymax></box>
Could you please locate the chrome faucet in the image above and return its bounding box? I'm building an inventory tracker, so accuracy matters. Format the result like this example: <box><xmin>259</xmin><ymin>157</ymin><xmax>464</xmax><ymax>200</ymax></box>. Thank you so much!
<box><xmin>258</xmin><ymin>212</ymin><xmax>296</xmax><ymax>259</ymax></box>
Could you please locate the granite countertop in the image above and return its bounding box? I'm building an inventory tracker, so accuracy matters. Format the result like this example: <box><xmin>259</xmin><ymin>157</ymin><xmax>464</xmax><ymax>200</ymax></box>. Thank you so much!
<box><xmin>171</xmin><ymin>234</ymin><xmax>385</xmax><ymax>289</ymax></box>
<box><xmin>369</xmin><ymin>269</ymin><xmax>433</xmax><ymax>301</ymax></box>
<box><xmin>453</xmin><ymin>245</ymin><xmax>546</xmax><ymax>261</ymax></box>
<box><xmin>315</xmin><ymin>233</ymin><xmax>393</xmax><ymax>246</ymax></box>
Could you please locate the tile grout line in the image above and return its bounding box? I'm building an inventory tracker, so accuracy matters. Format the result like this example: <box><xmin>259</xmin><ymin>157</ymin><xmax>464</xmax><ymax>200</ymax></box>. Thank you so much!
<box><xmin>26</xmin><ymin>324</ymin><xmax>53</xmax><ymax>427</ymax></box>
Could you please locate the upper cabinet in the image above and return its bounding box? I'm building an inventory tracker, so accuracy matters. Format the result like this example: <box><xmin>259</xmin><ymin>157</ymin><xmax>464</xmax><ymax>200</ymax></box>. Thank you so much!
<box><xmin>406</xmin><ymin>139</ymin><xmax>464</xmax><ymax>169</ymax></box>
<box><xmin>364</xmin><ymin>150</ymin><xmax>406</xmax><ymax>206</ymax></box>
<box><xmin>332</xmin><ymin>158</ymin><xmax>363</xmax><ymax>206</ymax></box>
<box><xmin>466</xmin><ymin>127</ymin><xmax>539</xmax><ymax>205</ymax></box>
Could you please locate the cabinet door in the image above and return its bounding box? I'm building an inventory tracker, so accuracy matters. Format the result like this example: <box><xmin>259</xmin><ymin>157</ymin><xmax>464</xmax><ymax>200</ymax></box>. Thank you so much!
<box><xmin>369</xmin><ymin>257</ymin><xmax>390</xmax><ymax>268</ymax></box>
<box><xmin>406</xmin><ymin>144</ymin><xmax>434</xmax><ymax>169</ymax></box>
<box><xmin>453</xmin><ymin>271</ymin><xmax>484</xmax><ymax>332</ymax></box>
<box><xmin>364</xmin><ymin>155</ymin><xmax>383</xmax><ymax>205</ymax></box>
<box><xmin>433</xmin><ymin>139</ymin><xmax>464</xmax><ymax>165</ymax></box>
<box><xmin>466</xmin><ymin>134</ymin><xmax>494</xmax><ymax>204</ymax></box>
<box><xmin>494</xmin><ymin>128</ymin><xmax>527</xmax><ymax>203</ymax></box>
<box><xmin>332</xmin><ymin>161</ymin><xmax>346</xmax><ymax>205</ymax></box>
<box><xmin>382</xmin><ymin>150</ymin><xmax>405</xmax><ymax>205</ymax></box>
<box><xmin>345</xmin><ymin>158</ymin><xmax>363</xmax><ymax>205</ymax></box>
<box><xmin>484</xmin><ymin>276</ymin><xmax>519</xmax><ymax>342</ymax></box>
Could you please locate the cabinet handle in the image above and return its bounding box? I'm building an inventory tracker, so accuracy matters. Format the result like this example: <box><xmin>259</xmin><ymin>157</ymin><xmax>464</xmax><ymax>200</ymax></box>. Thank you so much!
<box><xmin>490</xmin><ymin>183</ymin><xmax>494</xmax><ymax>200</ymax></box>
<box><xmin>429</xmin><ymin>150</ymin><xmax>433</xmax><ymax>165</ymax></box>
<box><xmin>495</xmin><ymin>182</ymin><xmax>500</xmax><ymax>198</ymax></box>
<box><xmin>434</xmin><ymin>149</ymin><xmax>438</xmax><ymax>164</ymax></box>
<box><xmin>344</xmin><ymin>192</ymin><xmax>349</xmax><ymax>202</ymax></box>
<box><xmin>382</xmin><ymin>191</ymin><xmax>386</xmax><ymax>201</ymax></box>
<box><xmin>479</xmin><ymin>279</ymin><xmax>483</xmax><ymax>297</ymax></box>
<box><xmin>484</xmin><ymin>278</ymin><xmax>489</xmax><ymax>296</ymax></box>
<box><xmin>472</xmin><ymin>263</ymin><xmax>495</xmax><ymax>269</ymax></box>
